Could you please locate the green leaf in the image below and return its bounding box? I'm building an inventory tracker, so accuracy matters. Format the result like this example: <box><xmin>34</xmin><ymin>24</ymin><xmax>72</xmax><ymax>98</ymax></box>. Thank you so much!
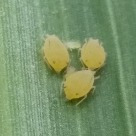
<box><xmin>0</xmin><ymin>0</ymin><xmax>136</xmax><ymax>136</ymax></box>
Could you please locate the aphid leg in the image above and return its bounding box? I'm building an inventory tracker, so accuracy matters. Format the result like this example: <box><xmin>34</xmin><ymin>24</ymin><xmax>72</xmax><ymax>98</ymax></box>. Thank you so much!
<box><xmin>91</xmin><ymin>86</ymin><xmax>96</xmax><ymax>95</ymax></box>
<box><xmin>95</xmin><ymin>62</ymin><xmax>106</xmax><ymax>72</ymax></box>
<box><xmin>78</xmin><ymin>48</ymin><xmax>81</xmax><ymax>56</ymax></box>
<box><xmin>68</xmin><ymin>59</ymin><xmax>71</xmax><ymax>67</ymax></box>
<box><xmin>63</xmin><ymin>59</ymin><xmax>71</xmax><ymax>74</ymax></box>
<box><xmin>45</xmin><ymin>34</ymin><xmax>51</xmax><ymax>39</ymax></box>
<box><xmin>99</xmin><ymin>62</ymin><xmax>106</xmax><ymax>70</ymax></box>
<box><xmin>79</xmin><ymin>58</ymin><xmax>83</xmax><ymax>64</ymax></box>
<box><xmin>64</xmin><ymin>98</ymin><xmax>70</xmax><ymax>103</ymax></box>
<box><xmin>41</xmin><ymin>46</ymin><xmax>44</xmax><ymax>55</ymax></box>
<box><xmin>60</xmin><ymin>81</ymin><xmax>64</xmax><ymax>96</ymax></box>
<box><xmin>94</xmin><ymin>76</ymin><xmax>100</xmax><ymax>80</ymax></box>
<box><xmin>80</xmin><ymin>58</ymin><xmax>86</xmax><ymax>69</ymax></box>
<box><xmin>95</xmin><ymin>67</ymin><xmax>101</xmax><ymax>72</ymax></box>
<box><xmin>44</xmin><ymin>58</ymin><xmax>53</xmax><ymax>70</ymax></box>
<box><xmin>85</xmin><ymin>38</ymin><xmax>88</xmax><ymax>43</ymax></box>
<box><xmin>61</xmin><ymin>81</ymin><xmax>69</xmax><ymax>102</ymax></box>
<box><xmin>41</xmin><ymin>33</ymin><xmax>46</xmax><ymax>41</ymax></box>
<box><xmin>76</xmin><ymin>95</ymin><xmax>87</xmax><ymax>106</ymax></box>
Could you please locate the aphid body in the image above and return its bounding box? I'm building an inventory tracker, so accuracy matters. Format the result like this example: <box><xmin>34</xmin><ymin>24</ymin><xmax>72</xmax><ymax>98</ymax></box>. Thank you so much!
<box><xmin>64</xmin><ymin>70</ymin><xmax>95</xmax><ymax>100</ymax></box>
<box><xmin>81</xmin><ymin>39</ymin><xmax>106</xmax><ymax>70</ymax></box>
<box><xmin>43</xmin><ymin>35</ymin><xmax>70</xmax><ymax>73</ymax></box>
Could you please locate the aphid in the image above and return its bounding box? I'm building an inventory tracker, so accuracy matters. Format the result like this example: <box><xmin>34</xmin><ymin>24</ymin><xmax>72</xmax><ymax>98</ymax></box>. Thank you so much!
<box><xmin>43</xmin><ymin>35</ymin><xmax>70</xmax><ymax>73</ymax></box>
<box><xmin>80</xmin><ymin>38</ymin><xmax>106</xmax><ymax>70</ymax></box>
<box><xmin>64</xmin><ymin>70</ymin><xmax>95</xmax><ymax>105</ymax></box>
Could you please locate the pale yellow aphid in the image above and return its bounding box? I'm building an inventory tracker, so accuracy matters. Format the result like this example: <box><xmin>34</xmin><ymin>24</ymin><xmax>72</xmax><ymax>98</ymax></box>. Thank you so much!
<box><xmin>64</xmin><ymin>70</ymin><xmax>95</xmax><ymax>105</ymax></box>
<box><xmin>43</xmin><ymin>35</ymin><xmax>70</xmax><ymax>73</ymax></box>
<box><xmin>80</xmin><ymin>39</ymin><xmax>106</xmax><ymax>70</ymax></box>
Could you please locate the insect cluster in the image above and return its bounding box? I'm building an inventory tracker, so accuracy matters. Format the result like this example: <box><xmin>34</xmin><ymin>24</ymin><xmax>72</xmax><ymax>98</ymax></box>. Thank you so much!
<box><xmin>43</xmin><ymin>35</ymin><xmax>106</xmax><ymax>105</ymax></box>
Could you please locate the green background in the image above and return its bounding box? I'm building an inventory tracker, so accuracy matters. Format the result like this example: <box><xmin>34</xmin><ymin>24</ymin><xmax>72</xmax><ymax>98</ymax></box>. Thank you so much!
<box><xmin>0</xmin><ymin>0</ymin><xmax>136</xmax><ymax>136</ymax></box>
